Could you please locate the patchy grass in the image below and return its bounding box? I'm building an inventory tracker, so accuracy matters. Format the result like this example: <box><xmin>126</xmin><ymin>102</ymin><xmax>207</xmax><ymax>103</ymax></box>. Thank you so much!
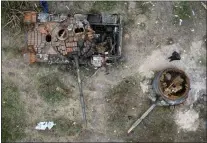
<box><xmin>2</xmin><ymin>46</ymin><xmax>23</xmax><ymax>60</ymax></box>
<box><xmin>105</xmin><ymin>75</ymin><xmax>144</xmax><ymax>136</ymax></box>
<box><xmin>1</xmin><ymin>28</ymin><xmax>25</xmax><ymax>61</ymax></box>
<box><xmin>89</xmin><ymin>1</ymin><xmax>119</xmax><ymax>13</ymax></box>
<box><xmin>2</xmin><ymin>78</ymin><xmax>26</xmax><ymax>142</ymax></box>
<box><xmin>53</xmin><ymin>117</ymin><xmax>82</xmax><ymax>136</ymax></box>
<box><xmin>123</xmin><ymin>18</ymin><xmax>135</xmax><ymax>27</ymax></box>
<box><xmin>197</xmin><ymin>56</ymin><xmax>206</xmax><ymax>67</ymax></box>
<box><xmin>37</xmin><ymin>73</ymin><xmax>73</xmax><ymax>104</ymax></box>
<box><xmin>173</xmin><ymin>1</ymin><xmax>192</xmax><ymax>24</ymax></box>
<box><xmin>136</xmin><ymin>2</ymin><xmax>153</xmax><ymax>15</ymax></box>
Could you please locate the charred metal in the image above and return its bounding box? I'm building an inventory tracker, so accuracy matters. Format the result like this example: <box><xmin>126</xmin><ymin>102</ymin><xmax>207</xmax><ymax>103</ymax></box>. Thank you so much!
<box><xmin>23</xmin><ymin>12</ymin><xmax>122</xmax><ymax>68</ymax></box>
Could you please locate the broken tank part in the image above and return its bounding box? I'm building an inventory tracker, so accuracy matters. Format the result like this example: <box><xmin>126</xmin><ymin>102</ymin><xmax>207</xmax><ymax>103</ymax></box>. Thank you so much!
<box><xmin>24</xmin><ymin>11</ymin><xmax>37</xmax><ymax>23</ymax></box>
<box><xmin>128</xmin><ymin>68</ymin><xmax>190</xmax><ymax>134</ymax></box>
<box><xmin>152</xmin><ymin>68</ymin><xmax>190</xmax><ymax>105</ymax></box>
<box><xmin>23</xmin><ymin>12</ymin><xmax>122</xmax><ymax>67</ymax></box>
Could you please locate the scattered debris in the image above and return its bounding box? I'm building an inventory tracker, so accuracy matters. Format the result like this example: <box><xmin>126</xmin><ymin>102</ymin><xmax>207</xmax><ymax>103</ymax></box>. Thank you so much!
<box><xmin>168</xmin><ymin>51</ymin><xmax>181</xmax><ymax>62</ymax></box>
<box><xmin>65</xmin><ymin>5</ymin><xmax>70</xmax><ymax>11</ymax></box>
<box><xmin>128</xmin><ymin>68</ymin><xmax>190</xmax><ymax>134</ymax></box>
<box><xmin>163</xmin><ymin>75</ymin><xmax>184</xmax><ymax>95</ymax></box>
<box><xmin>201</xmin><ymin>2</ymin><xmax>207</xmax><ymax>10</ymax></box>
<box><xmin>35</xmin><ymin>121</ymin><xmax>56</xmax><ymax>130</ymax></box>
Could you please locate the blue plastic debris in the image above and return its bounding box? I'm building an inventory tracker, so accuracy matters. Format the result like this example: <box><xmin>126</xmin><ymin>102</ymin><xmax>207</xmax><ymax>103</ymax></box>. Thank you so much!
<box><xmin>40</xmin><ymin>0</ymin><xmax>48</xmax><ymax>13</ymax></box>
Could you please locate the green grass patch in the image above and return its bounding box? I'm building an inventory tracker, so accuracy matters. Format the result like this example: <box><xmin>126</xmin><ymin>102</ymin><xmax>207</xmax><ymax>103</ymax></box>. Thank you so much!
<box><xmin>198</xmin><ymin>56</ymin><xmax>207</xmax><ymax>67</ymax></box>
<box><xmin>106</xmin><ymin>76</ymin><xmax>141</xmax><ymax>136</ymax></box>
<box><xmin>173</xmin><ymin>1</ymin><xmax>192</xmax><ymax>24</ymax></box>
<box><xmin>2</xmin><ymin>78</ymin><xmax>26</xmax><ymax>142</ymax></box>
<box><xmin>2</xmin><ymin>46</ymin><xmax>22</xmax><ymax>60</ymax></box>
<box><xmin>37</xmin><ymin>73</ymin><xmax>73</xmax><ymax>104</ymax></box>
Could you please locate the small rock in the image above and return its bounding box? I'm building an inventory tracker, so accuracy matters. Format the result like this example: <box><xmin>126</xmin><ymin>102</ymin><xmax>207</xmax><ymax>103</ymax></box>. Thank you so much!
<box><xmin>128</xmin><ymin>116</ymin><xmax>133</xmax><ymax>120</ymax></box>
<box><xmin>125</xmin><ymin>79</ymin><xmax>130</xmax><ymax>83</ymax></box>
<box><xmin>139</xmin><ymin>22</ymin><xmax>146</xmax><ymax>30</ymax></box>
<box><xmin>167</xmin><ymin>38</ymin><xmax>174</xmax><ymax>45</ymax></box>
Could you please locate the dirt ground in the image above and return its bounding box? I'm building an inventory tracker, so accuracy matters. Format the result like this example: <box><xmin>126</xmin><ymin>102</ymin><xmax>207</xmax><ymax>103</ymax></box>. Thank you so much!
<box><xmin>1</xmin><ymin>1</ymin><xmax>206</xmax><ymax>142</ymax></box>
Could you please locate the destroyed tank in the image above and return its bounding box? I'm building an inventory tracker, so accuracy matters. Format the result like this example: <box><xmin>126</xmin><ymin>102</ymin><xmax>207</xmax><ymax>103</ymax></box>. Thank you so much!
<box><xmin>23</xmin><ymin>12</ymin><xmax>122</xmax><ymax>68</ymax></box>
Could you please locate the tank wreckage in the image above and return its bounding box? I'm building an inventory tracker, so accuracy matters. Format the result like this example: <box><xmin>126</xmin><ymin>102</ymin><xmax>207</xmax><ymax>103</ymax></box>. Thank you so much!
<box><xmin>23</xmin><ymin>12</ymin><xmax>122</xmax><ymax>67</ymax></box>
<box><xmin>23</xmin><ymin>11</ymin><xmax>191</xmax><ymax>133</ymax></box>
<box><xmin>23</xmin><ymin>11</ymin><xmax>123</xmax><ymax>125</ymax></box>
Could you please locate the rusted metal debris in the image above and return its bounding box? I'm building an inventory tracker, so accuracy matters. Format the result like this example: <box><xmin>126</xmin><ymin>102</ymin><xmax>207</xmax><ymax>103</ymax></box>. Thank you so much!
<box><xmin>163</xmin><ymin>75</ymin><xmax>184</xmax><ymax>95</ymax></box>
<box><xmin>128</xmin><ymin>68</ymin><xmax>190</xmax><ymax>133</ymax></box>
<box><xmin>23</xmin><ymin>12</ymin><xmax>122</xmax><ymax>66</ymax></box>
<box><xmin>158</xmin><ymin>68</ymin><xmax>190</xmax><ymax>104</ymax></box>
<box><xmin>128</xmin><ymin>103</ymin><xmax>156</xmax><ymax>134</ymax></box>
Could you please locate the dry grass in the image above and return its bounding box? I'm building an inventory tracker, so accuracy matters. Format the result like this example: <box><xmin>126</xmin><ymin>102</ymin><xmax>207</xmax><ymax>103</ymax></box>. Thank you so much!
<box><xmin>1</xmin><ymin>1</ymin><xmax>38</xmax><ymax>33</ymax></box>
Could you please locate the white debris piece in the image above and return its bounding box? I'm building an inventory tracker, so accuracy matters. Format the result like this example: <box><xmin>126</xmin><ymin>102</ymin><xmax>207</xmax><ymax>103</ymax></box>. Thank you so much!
<box><xmin>192</xmin><ymin>10</ymin><xmax>195</xmax><ymax>16</ymax></box>
<box><xmin>190</xmin><ymin>28</ymin><xmax>195</xmax><ymax>32</ymax></box>
<box><xmin>179</xmin><ymin>19</ymin><xmax>183</xmax><ymax>26</ymax></box>
<box><xmin>35</xmin><ymin>121</ymin><xmax>56</xmax><ymax>130</ymax></box>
